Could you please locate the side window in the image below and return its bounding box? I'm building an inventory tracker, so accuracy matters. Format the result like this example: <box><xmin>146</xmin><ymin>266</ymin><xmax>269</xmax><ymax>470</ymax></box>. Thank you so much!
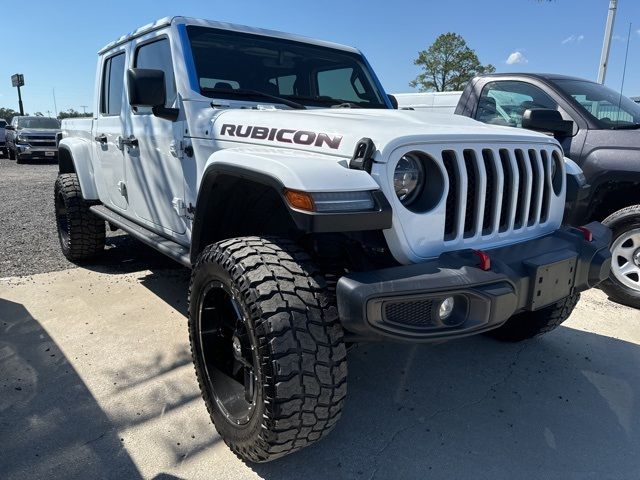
<box><xmin>100</xmin><ymin>53</ymin><xmax>126</xmax><ymax>116</ymax></box>
<box><xmin>317</xmin><ymin>67</ymin><xmax>364</xmax><ymax>102</ymax></box>
<box><xmin>476</xmin><ymin>81</ymin><xmax>559</xmax><ymax>128</ymax></box>
<box><xmin>134</xmin><ymin>38</ymin><xmax>177</xmax><ymax>110</ymax></box>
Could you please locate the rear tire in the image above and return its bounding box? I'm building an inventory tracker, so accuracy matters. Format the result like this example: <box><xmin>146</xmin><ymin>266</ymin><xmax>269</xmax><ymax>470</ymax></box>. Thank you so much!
<box><xmin>188</xmin><ymin>237</ymin><xmax>347</xmax><ymax>463</ymax></box>
<box><xmin>487</xmin><ymin>293</ymin><xmax>580</xmax><ymax>342</ymax></box>
<box><xmin>600</xmin><ymin>205</ymin><xmax>640</xmax><ymax>309</ymax></box>
<box><xmin>54</xmin><ymin>173</ymin><xmax>105</xmax><ymax>261</ymax></box>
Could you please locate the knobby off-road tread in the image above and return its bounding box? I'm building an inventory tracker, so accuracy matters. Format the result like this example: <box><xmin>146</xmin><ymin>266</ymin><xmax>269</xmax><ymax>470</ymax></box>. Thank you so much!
<box><xmin>189</xmin><ymin>237</ymin><xmax>347</xmax><ymax>462</ymax></box>
<box><xmin>488</xmin><ymin>292</ymin><xmax>580</xmax><ymax>342</ymax></box>
<box><xmin>54</xmin><ymin>173</ymin><xmax>105</xmax><ymax>261</ymax></box>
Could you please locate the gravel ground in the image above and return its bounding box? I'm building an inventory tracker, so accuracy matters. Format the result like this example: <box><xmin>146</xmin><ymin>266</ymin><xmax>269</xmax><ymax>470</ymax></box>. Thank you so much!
<box><xmin>0</xmin><ymin>153</ymin><xmax>178</xmax><ymax>277</ymax></box>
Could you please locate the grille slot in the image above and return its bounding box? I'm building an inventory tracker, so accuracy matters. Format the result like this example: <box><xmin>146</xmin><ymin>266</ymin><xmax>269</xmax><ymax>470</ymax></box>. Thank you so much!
<box><xmin>384</xmin><ymin>300</ymin><xmax>435</xmax><ymax>328</ymax></box>
<box><xmin>442</xmin><ymin>151</ymin><xmax>459</xmax><ymax>239</ymax></box>
<box><xmin>440</xmin><ymin>145</ymin><xmax>556</xmax><ymax>242</ymax></box>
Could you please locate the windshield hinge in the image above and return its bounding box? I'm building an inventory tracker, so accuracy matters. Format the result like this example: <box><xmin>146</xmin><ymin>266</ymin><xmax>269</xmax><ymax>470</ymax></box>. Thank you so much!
<box><xmin>349</xmin><ymin>138</ymin><xmax>376</xmax><ymax>173</ymax></box>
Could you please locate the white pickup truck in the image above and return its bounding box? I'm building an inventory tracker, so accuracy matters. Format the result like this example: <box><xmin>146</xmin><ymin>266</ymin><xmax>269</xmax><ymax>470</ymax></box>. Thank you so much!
<box><xmin>56</xmin><ymin>16</ymin><xmax>611</xmax><ymax>462</ymax></box>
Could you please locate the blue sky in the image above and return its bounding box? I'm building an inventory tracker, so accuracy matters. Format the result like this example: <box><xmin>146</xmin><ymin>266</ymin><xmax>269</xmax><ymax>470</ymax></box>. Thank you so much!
<box><xmin>2</xmin><ymin>0</ymin><xmax>639</xmax><ymax>115</ymax></box>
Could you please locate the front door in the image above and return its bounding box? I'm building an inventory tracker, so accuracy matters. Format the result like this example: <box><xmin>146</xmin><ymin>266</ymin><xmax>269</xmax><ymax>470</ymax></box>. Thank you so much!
<box><xmin>94</xmin><ymin>50</ymin><xmax>128</xmax><ymax>211</ymax></box>
<box><xmin>124</xmin><ymin>36</ymin><xmax>186</xmax><ymax>236</ymax></box>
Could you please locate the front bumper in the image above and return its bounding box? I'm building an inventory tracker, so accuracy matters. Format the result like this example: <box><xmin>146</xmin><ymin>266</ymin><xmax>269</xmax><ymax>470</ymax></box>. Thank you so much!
<box><xmin>16</xmin><ymin>144</ymin><xmax>58</xmax><ymax>160</ymax></box>
<box><xmin>337</xmin><ymin>222</ymin><xmax>612</xmax><ymax>343</ymax></box>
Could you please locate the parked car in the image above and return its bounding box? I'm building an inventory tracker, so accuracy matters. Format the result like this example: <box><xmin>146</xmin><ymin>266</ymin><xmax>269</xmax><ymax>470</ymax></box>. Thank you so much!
<box><xmin>5</xmin><ymin>116</ymin><xmax>61</xmax><ymax>163</ymax></box>
<box><xmin>56</xmin><ymin>17</ymin><xmax>611</xmax><ymax>462</ymax></box>
<box><xmin>395</xmin><ymin>74</ymin><xmax>640</xmax><ymax>308</ymax></box>
<box><xmin>0</xmin><ymin>119</ymin><xmax>7</xmax><ymax>157</ymax></box>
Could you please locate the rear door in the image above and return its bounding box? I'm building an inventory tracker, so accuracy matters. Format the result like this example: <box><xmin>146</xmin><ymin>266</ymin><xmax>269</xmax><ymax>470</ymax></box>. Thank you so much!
<box><xmin>124</xmin><ymin>35</ymin><xmax>186</xmax><ymax>236</ymax></box>
<box><xmin>94</xmin><ymin>49</ymin><xmax>128</xmax><ymax>210</ymax></box>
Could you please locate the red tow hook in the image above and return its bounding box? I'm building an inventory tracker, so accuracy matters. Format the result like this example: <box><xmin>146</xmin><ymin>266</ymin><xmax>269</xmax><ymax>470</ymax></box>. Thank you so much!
<box><xmin>473</xmin><ymin>250</ymin><xmax>491</xmax><ymax>271</ymax></box>
<box><xmin>576</xmin><ymin>226</ymin><xmax>594</xmax><ymax>242</ymax></box>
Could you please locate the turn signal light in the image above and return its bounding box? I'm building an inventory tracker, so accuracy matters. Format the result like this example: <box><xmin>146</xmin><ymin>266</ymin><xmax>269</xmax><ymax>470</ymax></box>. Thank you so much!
<box><xmin>473</xmin><ymin>250</ymin><xmax>491</xmax><ymax>271</ymax></box>
<box><xmin>576</xmin><ymin>226</ymin><xmax>593</xmax><ymax>242</ymax></box>
<box><xmin>284</xmin><ymin>189</ymin><xmax>315</xmax><ymax>212</ymax></box>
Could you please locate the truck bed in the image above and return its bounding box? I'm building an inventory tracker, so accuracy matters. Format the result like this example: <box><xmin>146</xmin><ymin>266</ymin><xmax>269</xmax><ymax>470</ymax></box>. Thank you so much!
<box><xmin>61</xmin><ymin>118</ymin><xmax>93</xmax><ymax>141</ymax></box>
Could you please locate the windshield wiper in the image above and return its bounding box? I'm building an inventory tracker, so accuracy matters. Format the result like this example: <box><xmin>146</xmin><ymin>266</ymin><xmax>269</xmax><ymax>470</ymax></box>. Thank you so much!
<box><xmin>610</xmin><ymin>123</ymin><xmax>640</xmax><ymax>130</ymax></box>
<box><xmin>287</xmin><ymin>95</ymin><xmax>365</xmax><ymax>108</ymax></box>
<box><xmin>202</xmin><ymin>88</ymin><xmax>306</xmax><ymax>110</ymax></box>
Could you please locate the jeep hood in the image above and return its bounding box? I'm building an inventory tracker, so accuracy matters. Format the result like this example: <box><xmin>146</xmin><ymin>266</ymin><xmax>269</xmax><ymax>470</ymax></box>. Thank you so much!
<box><xmin>211</xmin><ymin>108</ymin><xmax>558</xmax><ymax>160</ymax></box>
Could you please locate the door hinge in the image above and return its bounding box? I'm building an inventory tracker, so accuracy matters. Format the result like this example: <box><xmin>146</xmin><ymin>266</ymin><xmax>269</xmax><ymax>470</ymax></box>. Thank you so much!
<box><xmin>172</xmin><ymin>197</ymin><xmax>186</xmax><ymax>216</ymax></box>
<box><xmin>170</xmin><ymin>140</ymin><xmax>183</xmax><ymax>159</ymax></box>
<box><xmin>170</xmin><ymin>140</ymin><xmax>193</xmax><ymax>159</ymax></box>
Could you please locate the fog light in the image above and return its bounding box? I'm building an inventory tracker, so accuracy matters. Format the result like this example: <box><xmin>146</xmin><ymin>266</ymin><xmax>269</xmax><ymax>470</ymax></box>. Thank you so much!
<box><xmin>438</xmin><ymin>297</ymin><xmax>455</xmax><ymax>321</ymax></box>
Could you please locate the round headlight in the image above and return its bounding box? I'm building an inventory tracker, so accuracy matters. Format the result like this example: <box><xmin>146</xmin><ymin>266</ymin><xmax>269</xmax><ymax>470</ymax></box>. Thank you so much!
<box><xmin>394</xmin><ymin>153</ymin><xmax>424</xmax><ymax>205</ymax></box>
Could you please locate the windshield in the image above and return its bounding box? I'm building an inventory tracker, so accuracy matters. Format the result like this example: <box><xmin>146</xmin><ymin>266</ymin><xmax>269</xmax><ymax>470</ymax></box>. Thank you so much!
<box><xmin>554</xmin><ymin>79</ymin><xmax>640</xmax><ymax>128</ymax></box>
<box><xmin>16</xmin><ymin>117</ymin><xmax>60</xmax><ymax>129</ymax></box>
<box><xmin>186</xmin><ymin>26</ymin><xmax>388</xmax><ymax>109</ymax></box>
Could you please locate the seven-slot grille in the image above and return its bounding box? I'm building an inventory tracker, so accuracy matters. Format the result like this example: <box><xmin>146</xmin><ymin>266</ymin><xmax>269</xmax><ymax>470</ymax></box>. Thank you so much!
<box><xmin>442</xmin><ymin>147</ymin><xmax>561</xmax><ymax>241</ymax></box>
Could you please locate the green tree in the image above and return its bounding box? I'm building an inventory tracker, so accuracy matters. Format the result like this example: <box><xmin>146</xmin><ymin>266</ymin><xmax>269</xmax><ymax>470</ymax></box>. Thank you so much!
<box><xmin>410</xmin><ymin>33</ymin><xmax>495</xmax><ymax>92</ymax></box>
<box><xmin>58</xmin><ymin>109</ymin><xmax>92</xmax><ymax>119</ymax></box>
<box><xmin>0</xmin><ymin>107</ymin><xmax>20</xmax><ymax>122</ymax></box>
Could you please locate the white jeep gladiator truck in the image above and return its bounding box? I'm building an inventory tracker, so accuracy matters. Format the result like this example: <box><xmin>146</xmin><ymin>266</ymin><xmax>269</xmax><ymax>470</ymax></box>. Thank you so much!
<box><xmin>56</xmin><ymin>17</ymin><xmax>612</xmax><ymax>462</ymax></box>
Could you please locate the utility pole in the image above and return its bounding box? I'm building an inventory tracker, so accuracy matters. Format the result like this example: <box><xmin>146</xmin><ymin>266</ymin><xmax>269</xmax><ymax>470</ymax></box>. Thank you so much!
<box><xmin>11</xmin><ymin>74</ymin><xmax>25</xmax><ymax>116</ymax></box>
<box><xmin>598</xmin><ymin>0</ymin><xmax>619</xmax><ymax>84</ymax></box>
<box><xmin>80</xmin><ymin>105</ymin><xmax>88</xmax><ymax>115</ymax></box>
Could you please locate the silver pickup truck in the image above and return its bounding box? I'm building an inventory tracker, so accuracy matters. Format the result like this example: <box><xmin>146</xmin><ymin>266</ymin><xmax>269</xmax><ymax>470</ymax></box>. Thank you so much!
<box><xmin>5</xmin><ymin>116</ymin><xmax>61</xmax><ymax>163</ymax></box>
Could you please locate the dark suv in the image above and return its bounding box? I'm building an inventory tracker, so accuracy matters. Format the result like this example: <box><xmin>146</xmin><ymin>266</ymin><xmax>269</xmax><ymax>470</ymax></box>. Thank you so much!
<box><xmin>455</xmin><ymin>74</ymin><xmax>640</xmax><ymax>308</ymax></box>
<box><xmin>6</xmin><ymin>116</ymin><xmax>61</xmax><ymax>163</ymax></box>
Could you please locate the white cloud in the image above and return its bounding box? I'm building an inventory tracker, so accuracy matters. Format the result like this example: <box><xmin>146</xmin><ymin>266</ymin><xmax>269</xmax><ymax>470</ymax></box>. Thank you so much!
<box><xmin>562</xmin><ymin>34</ymin><xmax>585</xmax><ymax>44</ymax></box>
<box><xmin>506</xmin><ymin>51</ymin><xmax>528</xmax><ymax>65</ymax></box>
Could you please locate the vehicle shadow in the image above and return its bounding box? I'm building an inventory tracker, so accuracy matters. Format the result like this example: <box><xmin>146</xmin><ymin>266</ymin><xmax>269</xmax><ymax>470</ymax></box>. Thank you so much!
<box><xmin>248</xmin><ymin>327</ymin><xmax>640</xmax><ymax>480</ymax></box>
<box><xmin>0</xmin><ymin>298</ymin><xmax>143</xmax><ymax>480</ymax></box>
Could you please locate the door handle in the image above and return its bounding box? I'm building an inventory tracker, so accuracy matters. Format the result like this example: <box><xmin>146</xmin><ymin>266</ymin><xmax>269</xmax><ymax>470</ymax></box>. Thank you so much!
<box><xmin>94</xmin><ymin>133</ymin><xmax>107</xmax><ymax>144</ymax></box>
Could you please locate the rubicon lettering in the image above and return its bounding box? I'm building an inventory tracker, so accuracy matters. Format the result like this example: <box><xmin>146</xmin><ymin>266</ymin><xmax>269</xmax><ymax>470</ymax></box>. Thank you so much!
<box><xmin>220</xmin><ymin>124</ymin><xmax>343</xmax><ymax>149</ymax></box>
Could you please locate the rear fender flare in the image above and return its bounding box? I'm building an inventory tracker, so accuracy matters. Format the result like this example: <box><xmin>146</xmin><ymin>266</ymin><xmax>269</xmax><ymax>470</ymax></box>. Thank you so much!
<box><xmin>58</xmin><ymin>137</ymin><xmax>98</xmax><ymax>200</ymax></box>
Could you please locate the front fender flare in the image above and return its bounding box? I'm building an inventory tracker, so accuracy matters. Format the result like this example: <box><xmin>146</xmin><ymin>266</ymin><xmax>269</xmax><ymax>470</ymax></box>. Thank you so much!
<box><xmin>190</xmin><ymin>149</ymin><xmax>392</xmax><ymax>262</ymax></box>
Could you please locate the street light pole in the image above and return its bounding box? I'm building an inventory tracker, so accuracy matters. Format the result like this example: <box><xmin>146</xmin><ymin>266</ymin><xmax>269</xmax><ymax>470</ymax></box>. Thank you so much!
<box><xmin>598</xmin><ymin>0</ymin><xmax>619</xmax><ymax>84</ymax></box>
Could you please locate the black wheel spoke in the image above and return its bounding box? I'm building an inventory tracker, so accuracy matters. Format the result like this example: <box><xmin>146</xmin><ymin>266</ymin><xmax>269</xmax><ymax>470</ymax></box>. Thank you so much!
<box><xmin>244</xmin><ymin>367</ymin><xmax>255</xmax><ymax>403</ymax></box>
<box><xmin>197</xmin><ymin>280</ymin><xmax>258</xmax><ymax>425</ymax></box>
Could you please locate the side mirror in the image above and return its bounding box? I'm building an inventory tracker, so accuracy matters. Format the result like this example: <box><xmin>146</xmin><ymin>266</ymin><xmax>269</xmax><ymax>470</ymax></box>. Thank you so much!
<box><xmin>5</xmin><ymin>125</ymin><xmax>15</xmax><ymax>131</ymax></box>
<box><xmin>388</xmin><ymin>94</ymin><xmax>399</xmax><ymax>109</ymax></box>
<box><xmin>127</xmin><ymin>68</ymin><xmax>178</xmax><ymax>121</ymax></box>
<box><xmin>522</xmin><ymin>108</ymin><xmax>573</xmax><ymax>136</ymax></box>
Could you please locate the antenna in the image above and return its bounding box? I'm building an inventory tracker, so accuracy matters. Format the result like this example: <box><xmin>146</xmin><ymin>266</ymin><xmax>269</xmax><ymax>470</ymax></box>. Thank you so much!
<box><xmin>616</xmin><ymin>22</ymin><xmax>632</xmax><ymax>128</ymax></box>
<box><xmin>52</xmin><ymin>88</ymin><xmax>58</xmax><ymax>118</ymax></box>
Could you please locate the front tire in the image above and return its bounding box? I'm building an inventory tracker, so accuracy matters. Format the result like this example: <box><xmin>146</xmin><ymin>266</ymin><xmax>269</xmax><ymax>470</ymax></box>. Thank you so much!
<box><xmin>487</xmin><ymin>293</ymin><xmax>580</xmax><ymax>342</ymax></box>
<box><xmin>600</xmin><ymin>205</ymin><xmax>640</xmax><ymax>309</ymax></box>
<box><xmin>54</xmin><ymin>173</ymin><xmax>105</xmax><ymax>261</ymax></box>
<box><xmin>188</xmin><ymin>237</ymin><xmax>347</xmax><ymax>463</ymax></box>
